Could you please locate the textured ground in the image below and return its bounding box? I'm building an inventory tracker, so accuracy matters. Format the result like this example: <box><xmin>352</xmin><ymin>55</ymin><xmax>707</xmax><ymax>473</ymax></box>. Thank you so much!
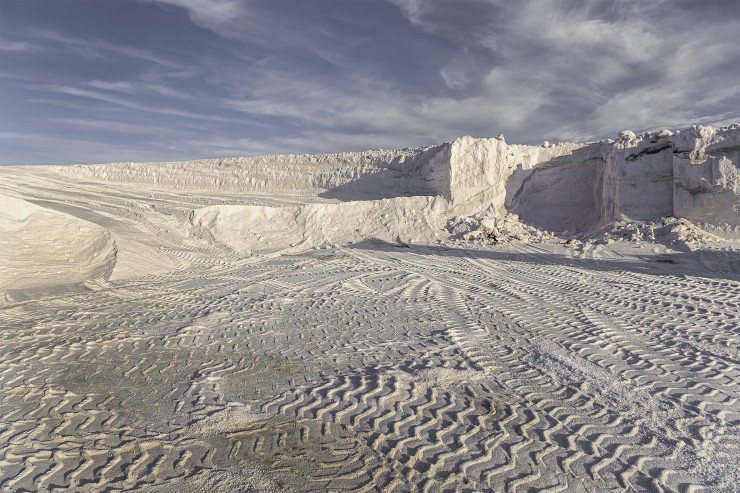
<box><xmin>1</xmin><ymin>168</ymin><xmax>739</xmax><ymax>492</ymax></box>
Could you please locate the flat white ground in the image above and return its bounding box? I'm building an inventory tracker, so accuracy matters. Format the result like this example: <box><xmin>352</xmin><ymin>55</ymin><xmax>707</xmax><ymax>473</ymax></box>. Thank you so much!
<box><xmin>1</xmin><ymin>167</ymin><xmax>739</xmax><ymax>492</ymax></box>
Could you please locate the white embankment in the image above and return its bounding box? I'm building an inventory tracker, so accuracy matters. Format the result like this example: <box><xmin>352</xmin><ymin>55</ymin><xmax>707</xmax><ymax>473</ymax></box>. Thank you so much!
<box><xmin>0</xmin><ymin>194</ymin><xmax>117</xmax><ymax>293</ymax></box>
<box><xmin>189</xmin><ymin>196</ymin><xmax>448</xmax><ymax>254</ymax></box>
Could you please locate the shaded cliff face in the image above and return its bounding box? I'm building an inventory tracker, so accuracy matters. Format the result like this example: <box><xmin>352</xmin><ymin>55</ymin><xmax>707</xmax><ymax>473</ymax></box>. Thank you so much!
<box><xmin>602</xmin><ymin>126</ymin><xmax>740</xmax><ymax>234</ymax></box>
<box><xmin>602</xmin><ymin>137</ymin><xmax>674</xmax><ymax>223</ymax></box>
<box><xmin>446</xmin><ymin>136</ymin><xmax>584</xmax><ymax>215</ymax></box>
<box><xmin>672</xmin><ymin>127</ymin><xmax>740</xmax><ymax>232</ymax></box>
<box><xmin>491</xmin><ymin>125</ymin><xmax>739</xmax><ymax>235</ymax></box>
<box><xmin>508</xmin><ymin>145</ymin><xmax>604</xmax><ymax>234</ymax></box>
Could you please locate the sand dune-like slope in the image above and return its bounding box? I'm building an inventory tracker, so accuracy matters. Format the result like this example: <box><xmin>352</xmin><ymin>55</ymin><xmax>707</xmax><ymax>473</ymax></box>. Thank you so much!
<box><xmin>0</xmin><ymin>194</ymin><xmax>116</xmax><ymax>292</ymax></box>
<box><xmin>1</xmin><ymin>125</ymin><xmax>739</xmax><ymax>492</ymax></box>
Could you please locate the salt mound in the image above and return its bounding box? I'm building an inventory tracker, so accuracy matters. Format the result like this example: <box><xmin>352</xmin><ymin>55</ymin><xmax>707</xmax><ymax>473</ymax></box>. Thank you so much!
<box><xmin>0</xmin><ymin>194</ymin><xmax>117</xmax><ymax>295</ymax></box>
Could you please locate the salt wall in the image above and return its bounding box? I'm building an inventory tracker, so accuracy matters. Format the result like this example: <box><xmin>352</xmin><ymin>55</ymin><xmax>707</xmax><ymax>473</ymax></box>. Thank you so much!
<box><xmin>57</xmin><ymin>145</ymin><xmax>452</xmax><ymax>199</ymax></box>
<box><xmin>57</xmin><ymin>125</ymin><xmax>740</xmax><ymax>234</ymax></box>
<box><xmin>447</xmin><ymin>125</ymin><xmax>740</xmax><ymax>234</ymax></box>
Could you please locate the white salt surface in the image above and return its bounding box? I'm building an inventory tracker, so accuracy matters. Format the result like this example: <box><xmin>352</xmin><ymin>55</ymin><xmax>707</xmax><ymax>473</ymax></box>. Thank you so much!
<box><xmin>0</xmin><ymin>125</ymin><xmax>739</xmax><ymax>492</ymax></box>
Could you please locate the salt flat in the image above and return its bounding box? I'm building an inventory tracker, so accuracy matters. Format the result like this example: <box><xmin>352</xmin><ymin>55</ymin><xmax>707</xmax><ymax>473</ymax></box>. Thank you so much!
<box><xmin>1</xmin><ymin>126</ymin><xmax>739</xmax><ymax>492</ymax></box>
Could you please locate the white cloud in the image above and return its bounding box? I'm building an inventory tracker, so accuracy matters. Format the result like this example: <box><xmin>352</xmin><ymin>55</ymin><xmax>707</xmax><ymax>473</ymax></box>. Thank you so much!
<box><xmin>88</xmin><ymin>80</ymin><xmax>192</xmax><ymax>100</ymax></box>
<box><xmin>540</xmin><ymin>10</ymin><xmax>740</xmax><ymax>140</ymax></box>
<box><xmin>5</xmin><ymin>0</ymin><xmax>739</xmax><ymax>165</ymax></box>
<box><xmin>385</xmin><ymin>1</ymin><xmax>732</xmax><ymax>142</ymax></box>
<box><xmin>384</xmin><ymin>0</ymin><xmax>427</xmax><ymax>25</ymax></box>
<box><xmin>0</xmin><ymin>40</ymin><xmax>35</xmax><ymax>52</ymax></box>
<box><xmin>222</xmin><ymin>0</ymin><xmax>740</xmax><ymax>153</ymax></box>
<box><xmin>52</xmin><ymin>118</ymin><xmax>182</xmax><ymax>137</ymax></box>
<box><xmin>32</xmin><ymin>30</ymin><xmax>184</xmax><ymax>69</ymax></box>
<box><xmin>440</xmin><ymin>49</ymin><xmax>486</xmax><ymax>91</ymax></box>
<box><xmin>41</xmin><ymin>85</ymin><xmax>260</xmax><ymax>126</ymax></box>
<box><xmin>394</xmin><ymin>0</ymin><xmax>740</xmax><ymax>143</ymax></box>
<box><xmin>142</xmin><ymin>0</ymin><xmax>246</xmax><ymax>30</ymax></box>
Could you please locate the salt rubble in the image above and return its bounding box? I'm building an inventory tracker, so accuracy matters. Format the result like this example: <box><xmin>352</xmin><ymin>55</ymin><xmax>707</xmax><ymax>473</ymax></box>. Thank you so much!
<box><xmin>593</xmin><ymin>217</ymin><xmax>723</xmax><ymax>246</ymax></box>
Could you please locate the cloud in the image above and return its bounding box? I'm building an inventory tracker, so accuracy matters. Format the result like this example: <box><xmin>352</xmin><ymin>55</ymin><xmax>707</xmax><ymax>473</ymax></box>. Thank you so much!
<box><xmin>384</xmin><ymin>0</ymin><xmax>427</xmax><ymax>26</ymax></box>
<box><xmin>534</xmin><ymin>4</ymin><xmax>740</xmax><ymax>140</ymax></box>
<box><xmin>51</xmin><ymin>118</ymin><xmax>183</xmax><ymax>137</ymax></box>
<box><xmin>0</xmin><ymin>40</ymin><xmax>36</xmax><ymax>52</ymax></box>
<box><xmin>227</xmin><ymin>66</ymin><xmax>426</xmax><ymax>136</ymax></box>
<box><xmin>4</xmin><ymin>0</ymin><xmax>739</xmax><ymax>166</ymax></box>
<box><xmin>439</xmin><ymin>48</ymin><xmax>489</xmax><ymax>92</ymax></box>
<box><xmin>88</xmin><ymin>80</ymin><xmax>193</xmax><ymax>100</ymax></box>
<box><xmin>0</xmin><ymin>131</ymin><xmax>179</xmax><ymax>165</ymax></box>
<box><xmin>40</xmin><ymin>84</ymin><xmax>262</xmax><ymax>126</ymax></box>
<box><xmin>224</xmin><ymin>0</ymin><xmax>740</xmax><ymax>153</ymax></box>
<box><xmin>385</xmin><ymin>0</ymin><xmax>740</xmax><ymax>143</ymax></box>
<box><xmin>142</xmin><ymin>0</ymin><xmax>246</xmax><ymax>30</ymax></box>
<box><xmin>31</xmin><ymin>30</ymin><xmax>185</xmax><ymax>69</ymax></box>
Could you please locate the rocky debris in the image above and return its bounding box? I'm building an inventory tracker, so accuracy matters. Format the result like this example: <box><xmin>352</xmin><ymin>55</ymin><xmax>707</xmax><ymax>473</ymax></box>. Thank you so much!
<box><xmin>593</xmin><ymin>217</ymin><xmax>721</xmax><ymax>247</ymax></box>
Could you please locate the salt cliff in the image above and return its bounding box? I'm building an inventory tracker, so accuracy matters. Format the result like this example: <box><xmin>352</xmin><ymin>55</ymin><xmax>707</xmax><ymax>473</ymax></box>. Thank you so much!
<box><xmin>51</xmin><ymin>124</ymin><xmax>740</xmax><ymax>251</ymax></box>
<box><xmin>601</xmin><ymin>126</ymin><xmax>740</xmax><ymax>235</ymax></box>
<box><xmin>2</xmin><ymin>124</ymin><xmax>738</xmax><ymax>292</ymax></box>
<box><xmin>447</xmin><ymin>125</ymin><xmax>740</xmax><ymax>236</ymax></box>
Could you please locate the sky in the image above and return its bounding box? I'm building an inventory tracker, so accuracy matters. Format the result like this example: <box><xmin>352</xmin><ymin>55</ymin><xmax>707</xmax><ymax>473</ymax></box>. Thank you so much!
<box><xmin>0</xmin><ymin>0</ymin><xmax>738</xmax><ymax>165</ymax></box>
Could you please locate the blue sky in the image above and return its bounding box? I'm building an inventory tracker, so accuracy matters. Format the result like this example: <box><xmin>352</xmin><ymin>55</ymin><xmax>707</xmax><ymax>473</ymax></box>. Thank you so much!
<box><xmin>0</xmin><ymin>0</ymin><xmax>738</xmax><ymax>165</ymax></box>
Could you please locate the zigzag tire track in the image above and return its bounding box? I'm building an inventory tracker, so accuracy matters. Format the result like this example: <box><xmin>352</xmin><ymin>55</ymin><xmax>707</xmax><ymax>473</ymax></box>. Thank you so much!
<box><xmin>1</xmin><ymin>224</ymin><xmax>738</xmax><ymax>492</ymax></box>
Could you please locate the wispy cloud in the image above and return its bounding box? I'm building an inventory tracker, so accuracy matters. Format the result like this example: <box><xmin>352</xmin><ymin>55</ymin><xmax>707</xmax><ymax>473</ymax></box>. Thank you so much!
<box><xmin>51</xmin><ymin>118</ymin><xmax>183</xmax><ymax>137</ymax></box>
<box><xmin>141</xmin><ymin>0</ymin><xmax>246</xmax><ymax>31</ymax></box>
<box><xmin>88</xmin><ymin>80</ymin><xmax>193</xmax><ymax>100</ymax></box>
<box><xmin>32</xmin><ymin>30</ymin><xmax>185</xmax><ymax>69</ymax></box>
<box><xmin>0</xmin><ymin>132</ymin><xmax>179</xmax><ymax>165</ymax></box>
<box><xmin>0</xmin><ymin>40</ymin><xmax>36</xmax><ymax>52</ymax></box>
<box><xmin>220</xmin><ymin>0</ymin><xmax>740</xmax><ymax>151</ymax></box>
<box><xmin>39</xmin><ymin>84</ymin><xmax>264</xmax><ymax>126</ymax></box>
<box><xmin>384</xmin><ymin>0</ymin><xmax>740</xmax><ymax>142</ymax></box>
<box><xmin>384</xmin><ymin>0</ymin><xmax>427</xmax><ymax>26</ymax></box>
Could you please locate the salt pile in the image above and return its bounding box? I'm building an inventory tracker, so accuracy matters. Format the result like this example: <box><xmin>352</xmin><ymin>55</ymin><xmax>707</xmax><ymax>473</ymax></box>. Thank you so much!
<box><xmin>49</xmin><ymin>123</ymin><xmax>740</xmax><ymax>256</ymax></box>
